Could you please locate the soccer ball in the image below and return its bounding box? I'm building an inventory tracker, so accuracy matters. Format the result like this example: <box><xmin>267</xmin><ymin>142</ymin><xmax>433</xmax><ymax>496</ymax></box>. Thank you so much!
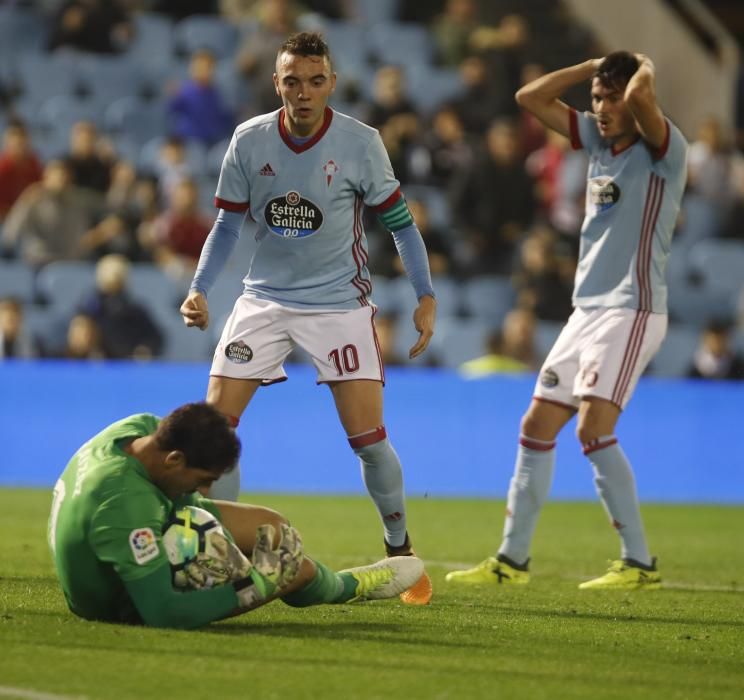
<box><xmin>162</xmin><ymin>505</ymin><xmax>234</xmax><ymax>589</ymax></box>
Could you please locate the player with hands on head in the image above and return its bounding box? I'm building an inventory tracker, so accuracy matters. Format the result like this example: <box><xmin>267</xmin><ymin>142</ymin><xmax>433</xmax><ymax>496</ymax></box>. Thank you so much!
<box><xmin>48</xmin><ymin>402</ymin><xmax>425</xmax><ymax>629</ymax></box>
<box><xmin>446</xmin><ymin>51</ymin><xmax>687</xmax><ymax>590</ymax></box>
<box><xmin>180</xmin><ymin>32</ymin><xmax>436</xmax><ymax>605</ymax></box>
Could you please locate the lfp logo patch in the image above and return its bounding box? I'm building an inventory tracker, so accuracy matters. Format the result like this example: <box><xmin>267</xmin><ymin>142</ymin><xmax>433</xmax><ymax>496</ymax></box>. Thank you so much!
<box><xmin>129</xmin><ymin>527</ymin><xmax>159</xmax><ymax>565</ymax></box>
<box><xmin>264</xmin><ymin>191</ymin><xmax>323</xmax><ymax>238</ymax></box>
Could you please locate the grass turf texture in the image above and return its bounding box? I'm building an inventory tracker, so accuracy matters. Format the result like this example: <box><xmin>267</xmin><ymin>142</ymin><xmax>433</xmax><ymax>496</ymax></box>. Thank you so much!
<box><xmin>1</xmin><ymin>489</ymin><xmax>743</xmax><ymax>700</ymax></box>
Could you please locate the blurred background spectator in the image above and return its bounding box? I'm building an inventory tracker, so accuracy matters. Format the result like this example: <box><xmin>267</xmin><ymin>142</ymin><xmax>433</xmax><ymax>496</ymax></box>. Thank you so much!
<box><xmin>0</xmin><ymin>0</ymin><xmax>741</xmax><ymax>372</ymax></box>
<box><xmin>0</xmin><ymin>297</ymin><xmax>36</xmax><ymax>359</ymax></box>
<box><xmin>687</xmin><ymin>320</ymin><xmax>744</xmax><ymax>380</ymax></box>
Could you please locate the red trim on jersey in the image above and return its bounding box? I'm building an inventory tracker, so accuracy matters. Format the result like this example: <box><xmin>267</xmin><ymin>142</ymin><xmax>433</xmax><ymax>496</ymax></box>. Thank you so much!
<box><xmin>519</xmin><ymin>436</ymin><xmax>556</xmax><ymax>452</ymax></box>
<box><xmin>583</xmin><ymin>437</ymin><xmax>618</xmax><ymax>455</ymax></box>
<box><xmin>370</xmin><ymin>305</ymin><xmax>386</xmax><ymax>384</ymax></box>
<box><xmin>533</xmin><ymin>396</ymin><xmax>578</xmax><ymax>412</ymax></box>
<box><xmin>350</xmin><ymin>194</ymin><xmax>371</xmax><ymax>304</ymax></box>
<box><xmin>649</xmin><ymin>120</ymin><xmax>671</xmax><ymax>160</ymax></box>
<box><xmin>348</xmin><ymin>425</ymin><xmax>387</xmax><ymax>449</ymax></box>
<box><xmin>610</xmin><ymin>135</ymin><xmax>641</xmax><ymax>156</ymax></box>
<box><xmin>373</xmin><ymin>187</ymin><xmax>402</xmax><ymax>213</ymax></box>
<box><xmin>568</xmin><ymin>109</ymin><xmax>582</xmax><ymax>150</ymax></box>
<box><xmin>611</xmin><ymin>310</ymin><xmax>650</xmax><ymax>407</ymax></box>
<box><xmin>278</xmin><ymin>107</ymin><xmax>334</xmax><ymax>153</ymax></box>
<box><xmin>636</xmin><ymin>173</ymin><xmax>664</xmax><ymax>311</ymax></box>
<box><xmin>215</xmin><ymin>197</ymin><xmax>250</xmax><ymax>212</ymax></box>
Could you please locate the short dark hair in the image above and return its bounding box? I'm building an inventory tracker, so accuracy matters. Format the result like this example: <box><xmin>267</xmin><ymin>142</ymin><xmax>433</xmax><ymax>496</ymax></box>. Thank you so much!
<box><xmin>155</xmin><ymin>402</ymin><xmax>241</xmax><ymax>474</ymax></box>
<box><xmin>278</xmin><ymin>31</ymin><xmax>331</xmax><ymax>63</ymax></box>
<box><xmin>594</xmin><ymin>51</ymin><xmax>640</xmax><ymax>90</ymax></box>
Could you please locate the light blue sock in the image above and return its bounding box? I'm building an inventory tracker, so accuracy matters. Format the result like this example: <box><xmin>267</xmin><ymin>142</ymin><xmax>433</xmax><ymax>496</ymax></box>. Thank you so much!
<box><xmin>208</xmin><ymin>464</ymin><xmax>241</xmax><ymax>501</ymax></box>
<box><xmin>351</xmin><ymin>431</ymin><xmax>407</xmax><ymax>548</ymax></box>
<box><xmin>498</xmin><ymin>435</ymin><xmax>556</xmax><ymax>565</ymax></box>
<box><xmin>584</xmin><ymin>436</ymin><xmax>651</xmax><ymax>566</ymax></box>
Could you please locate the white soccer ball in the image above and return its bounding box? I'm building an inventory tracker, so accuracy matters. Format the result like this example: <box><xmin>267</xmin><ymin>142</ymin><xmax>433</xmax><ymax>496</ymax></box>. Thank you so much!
<box><xmin>162</xmin><ymin>505</ymin><xmax>233</xmax><ymax>589</ymax></box>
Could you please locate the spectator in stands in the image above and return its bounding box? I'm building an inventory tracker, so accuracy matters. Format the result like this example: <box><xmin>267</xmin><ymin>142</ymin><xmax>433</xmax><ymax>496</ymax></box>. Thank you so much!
<box><xmin>452</xmin><ymin>55</ymin><xmax>511</xmax><ymax>136</ymax></box>
<box><xmin>456</xmin><ymin>118</ymin><xmax>535</xmax><ymax>274</ymax></box>
<box><xmin>47</xmin><ymin>0</ymin><xmax>134</xmax><ymax>54</ymax></box>
<box><xmin>2</xmin><ymin>160</ymin><xmax>102</xmax><ymax>267</ymax></box>
<box><xmin>525</xmin><ymin>128</ymin><xmax>568</xmax><ymax>223</ymax></box>
<box><xmin>151</xmin><ymin>136</ymin><xmax>193</xmax><ymax>207</ymax></box>
<box><xmin>63</xmin><ymin>313</ymin><xmax>105</xmax><ymax>360</ymax></box>
<box><xmin>687</xmin><ymin>320</ymin><xmax>744</xmax><ymax>380</ymax></box>
<box><xmin>167</xmin><ymin>49</ymin><xmax>234</xmax><ymax>147</ymax></box>
<box><xmin>65</xmin><ymin>121</ymin><xmax>113</xmax><ymax>194</ymax></box>
<box><xmin>513</xmin><ymin>224</ymin><xmax>574</xmax><ymax>323</ymax></box>
<box><xmin>678</xmin><ymin>116</ymin><xmax>744</xmax><ymax>247</ymax></box>
<box><xmin>77</xmin><ymin>254</ymin><xmax>164</xmax><ymax>359</ymax></box>
<box><xmin>235</xmin><ymin>0</ymin><xmax>302</xmax><ymax>113</ymax></box>
<box><xmin>0</xmin><ymin>121</ymin><xmax>43</xmax><ymax>224</ymax></box>
<box><xmin>0</xmin><ymin>297</ymin><xmax>36</xmax><ymax>359</ymax></box>
<box><xmin>459</xmin><ymin>307</ymin><xmax>538</xmax><ymax>378</ymax></box>
<box><xmin>408</xmin><ymin>105</ymin><xmax>475</xmax><ymax>196</ymax></box>
<box><xmin>370</xmin><ymin>199</ymin><xmax>453</xmax><ymax>279</ymax></box>
<box><xmin>431</xmin><ymin>0</ymin><xmax>482</xmax><ymax>67</ymax></box>
<box><xmin>151</xmin><ymin>179</ymin><xmax>212</xmax><ymax>276</ymax></box>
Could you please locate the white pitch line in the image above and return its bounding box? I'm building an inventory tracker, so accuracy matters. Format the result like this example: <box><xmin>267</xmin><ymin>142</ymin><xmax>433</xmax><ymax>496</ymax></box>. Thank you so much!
<box><xmin>0</xmin><ymin>687</ymin><xmax>87</xmax><ymax>700</ymax></box>
<box><xmin>420</xmin><ymin>559</ymin><xmax>742</xmax><ymax>593</ymax></box>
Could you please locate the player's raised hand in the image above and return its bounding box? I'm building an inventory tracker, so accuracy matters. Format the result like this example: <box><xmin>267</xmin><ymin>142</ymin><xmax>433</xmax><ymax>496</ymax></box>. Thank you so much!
<box><xmin>409</xmin><ymin>294</ymin><xmax>436</xmax><ymax>359</ymax></box>
<box><xmin>180</xmin><ymin>291</ymin><xmax>209</xmax><ymax>330</ymax></box>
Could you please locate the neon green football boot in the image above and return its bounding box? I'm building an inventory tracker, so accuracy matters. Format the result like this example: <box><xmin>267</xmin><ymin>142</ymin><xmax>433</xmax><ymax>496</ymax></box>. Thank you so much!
<box><xmin>579</xmin><ymin>557</ymin><xmax>661</xmax><ymax>590</ymax></box>
<box><xmin>445</xmin><ymin>555</ymin><xmax>530</xmax><ymax>585</ymax></box>
<box><xmin>341</xmin><ymin>556</ymin><xmax>425</xmax><ymax>602</ymax></box>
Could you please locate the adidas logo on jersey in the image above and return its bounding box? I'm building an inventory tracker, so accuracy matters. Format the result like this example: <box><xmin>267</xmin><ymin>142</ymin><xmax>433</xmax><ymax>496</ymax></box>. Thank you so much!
<box><xmin>259</xmin><ymin>163</ymin><xmax>276</xmax><ymax>176</ymax></box>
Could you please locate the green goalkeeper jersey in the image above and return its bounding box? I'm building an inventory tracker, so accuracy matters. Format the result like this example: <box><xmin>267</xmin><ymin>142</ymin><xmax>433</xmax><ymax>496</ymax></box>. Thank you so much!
<box><xmin>48</xmin><ymin>413</ymin><xmax>239</xmax><ymax>628</ymax></box>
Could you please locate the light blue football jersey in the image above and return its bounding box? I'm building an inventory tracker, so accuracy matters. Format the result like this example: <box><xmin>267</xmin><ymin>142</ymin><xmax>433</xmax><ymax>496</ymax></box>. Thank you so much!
<box><xmin>568</xmin><ymin>109</ymin><xmax>688</xmax><ymax>313</ymax></box>
<box><xmin>215</xmin><ymin>107</ymin><xmax>403</xmax><ymax>309</ymax></box>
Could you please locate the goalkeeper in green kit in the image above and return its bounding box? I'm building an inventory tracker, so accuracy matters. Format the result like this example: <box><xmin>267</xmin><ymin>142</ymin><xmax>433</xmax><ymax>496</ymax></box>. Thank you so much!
<box><xmin>48</xmin><ymin>402</ymin><xmax>423</xmax><ymax>629</ymax></box>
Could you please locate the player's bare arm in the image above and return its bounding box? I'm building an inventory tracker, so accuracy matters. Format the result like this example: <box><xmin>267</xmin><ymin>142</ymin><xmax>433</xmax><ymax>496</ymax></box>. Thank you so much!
<box><xmin>180</xmin><ymin>290</ymin><xmax>209</xmax><ymax>330</ymax></box>
<box><xmin>624</xmin><ymin>54</ymin><xmax>667</xmax><ymax>149</ymax></box>
<box><xmin>409</xmin><ymin>294</ymin><xmax>436</xmax><ymax>359</ymax></box>
<box><xmin>515</xmin><ymin>58</ymin><xmax>602</xmax><ymax>136</ymax></box>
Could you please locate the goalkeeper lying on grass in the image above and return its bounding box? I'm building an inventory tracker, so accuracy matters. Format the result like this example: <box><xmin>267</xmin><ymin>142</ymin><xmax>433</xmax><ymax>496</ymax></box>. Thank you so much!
<box><xmin>48</xmin><ymin>402</ymin><xmax>423</xmax><ymax>629</ymax></box>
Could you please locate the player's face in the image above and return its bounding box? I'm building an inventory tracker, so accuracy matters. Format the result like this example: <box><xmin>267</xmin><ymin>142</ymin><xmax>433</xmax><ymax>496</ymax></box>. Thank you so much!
<box><xmin>274</xmin><ymin>52</ymin><xmax>336</xmax><ymax>137</ymax></box>
<box><xmin>590</xmin><ymin>78</ymin><xmax>637</xmax><ymax>142</ymax></box>
<box><xmin>160</xmin><ymin>455</ymin><xmax>222</xmax><ymax>497</ymax></box>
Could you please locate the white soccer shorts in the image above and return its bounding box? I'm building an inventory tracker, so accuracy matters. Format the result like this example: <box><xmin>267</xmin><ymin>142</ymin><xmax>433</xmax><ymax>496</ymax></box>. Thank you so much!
<box><xmin>210</xmin><ymin>296</ymin><xmax>384</xmax><ymax>384</ymax></box>
<box><xmin>533</xmin><ymin>306</ymin><xmax>667</xmax><ymax>410</ymax></box>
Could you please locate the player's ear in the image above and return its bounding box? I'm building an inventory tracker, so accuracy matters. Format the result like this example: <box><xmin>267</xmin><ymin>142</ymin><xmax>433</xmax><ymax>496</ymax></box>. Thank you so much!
<box><xmin>164</xmin><ymin>450</ymin><xmax>187</xmax><ymax>470</ymax></box>
<box><xmin>273</xmin><ymin>73</ymin><xmax>280</xmax><ymax>97</ymax></box>
<box><xmin>329</xmin><ymin>72</ymin><xmax>337</xmax><ymax>95</ymax></box>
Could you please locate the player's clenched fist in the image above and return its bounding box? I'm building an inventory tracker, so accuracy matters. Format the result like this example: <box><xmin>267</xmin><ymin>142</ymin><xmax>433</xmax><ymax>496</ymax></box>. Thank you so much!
<box><xmin>180</xmin><ymin>291</ymin><xmax>210</xmax><ymax>330</ymax></box>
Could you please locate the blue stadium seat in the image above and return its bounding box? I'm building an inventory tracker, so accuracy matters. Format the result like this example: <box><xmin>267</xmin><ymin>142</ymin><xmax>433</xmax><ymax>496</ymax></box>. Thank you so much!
<box><xmin>402</xmin><ymin>185</ymin><xmax>452</xmax><ymax>230</ymax></box>
<box><xmin>0</xmin><ymin>8</ymin><xmax>47</xmax><ymax>61</ymax></box>
<box><xmin>647</xmin><ymin>324</ymin><xmax>699</xmax><ymax>377</ymax></box>
<box><xmin>173</xmin><ymin>15</ymin><xmax>240</xmax><ymax>60</ymax></box>
<box><xmin>128</xmin><ymin>12</ymin><xmax>175</xmax><ymax>70</ymax></box>
<box><xmin>370</xmin><ymin>276</ymin><xmax>400</xmax><ymax>315</ymax></box>
<box><xmin>139</xmin><ymin>137</ymin><xmax>207</xmax><ymax>175</ymax></box>
<box><xmin>35</xmin><ymin>261</ymin><xmax>97</xmax><ymax>310</ymax></box>
<box><xmin>667</xmin><ymin>279</ymin><xmax>734</xmax><ymax>327</ymax></box>
<box><xmin>197</xmin><ymin>176</ymin><xmax>219</xmax><ymax>213</ymax></box>
<box><xmin>404</xmin><ymin>65</ymin><xmax>465</xmax><ymax>114</ymax></box>
<box><xmin>37</xmin><ymin>95</ymin><xmax>106</xmax><ymax>135</ymax></box>
<box><xmin>0</xmin><ymin>260</ymin><xmax>35</xmax><ymax>302</ymax></box>
<box><xmin>461</xmin><ymin>275</ymin><xmax>516</xmax><ymax>326</ymax></box>
<box><xmin>319</xmin><ymin>20</ymin><xmax>370</xmax><ymax>70</ymax></box>
<box><xmin>430</xmin><ymin>317</ymin><xmax>491</xmax><ymax>368</ymax></box>
<box><xmin>534</xmin><ymin>320</ymin><xmax>564</xmax><ymax>361</ymax></box>
<box><xmin>388</xmin><ymin>274</ymin><xmax>460</xmax><ymax>318</ymax></box>
<box><xmin>127</xmin><ymin>263</ymin><xmax>185</xmax><ymax>311</ymax></box>
<box><xmin>23</xmin><ymin>304</ymin><xmax>70</xmax><ymax>356</ymax></box>
<box><xmin>367</xmin><ymin>22</ymin><xmax>434</xmax><ymax>68</ymax></box>
<box><xmin>206</xmin><ymin>273</ymin><xmax>244</xmax><ymax>322</ymax></box>
<box><xmin>687</xmin><ymin>239</ymin><xmax>744</xmax><ymax>298</ymax></box>
<box><xmin>158</xmin><ymin>314</ymin><xmax>215</xmax><ymax>362</ymax></box>
<box><xmin>14</xmin><ymin>53</ymin><xmax>82</xmax><ymax>104</ymax></box>
<box><xmin>206</xmin><ymin>139</ymin><xmax>230</xmax><ymax>177</ymax></box>
<box><xmin>354</xmin><ymin>0</ymin><xmax>399</xmax><ymax>24</ymax></box>
<box><xmin>104</xmin><ymin>97</ymin><xmax>169</xmax><ymax>145</ymax></box>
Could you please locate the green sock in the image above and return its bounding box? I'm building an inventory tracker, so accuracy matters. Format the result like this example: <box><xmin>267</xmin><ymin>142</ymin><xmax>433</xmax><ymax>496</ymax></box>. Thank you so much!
<box><xmin>281</xmin><ymin>560</ymin><xmax>357</xmax><ymax>607</ymax></box>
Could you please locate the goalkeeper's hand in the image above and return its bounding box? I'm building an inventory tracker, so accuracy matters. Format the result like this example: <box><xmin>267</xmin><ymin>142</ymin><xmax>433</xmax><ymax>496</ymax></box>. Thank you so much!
<box><xmin>234</xmin><ymin>523</ymin><xmax>304</xmax><ymax>608</ymax></box>
<box><xmin>181</xmin><ymin>532</ymin><xmax>253</xmax><ymax>589</ymax></box>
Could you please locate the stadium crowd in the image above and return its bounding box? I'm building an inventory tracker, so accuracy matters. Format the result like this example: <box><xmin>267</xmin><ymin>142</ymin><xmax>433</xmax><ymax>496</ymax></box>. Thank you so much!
<box><xmin>0</xmin><ymin>0</ymin><xmax>743</xmax><ymax>378</ymax></box>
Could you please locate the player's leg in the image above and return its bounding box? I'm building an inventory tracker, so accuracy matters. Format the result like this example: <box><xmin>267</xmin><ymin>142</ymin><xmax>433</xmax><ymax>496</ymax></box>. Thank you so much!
<box><xmin>205</xmin><ymin>376</ymin><xmax>261</xmax><ymax>500</ymax></box>
<box><xmin>206</xmin><ymin>297</ymin><xmax>294</xmax><ymax>500</ymax></box>
<box><xmin>213</xmin><ymin>501</ymin><xmax>422</xmax><ymax>605</ymax></box>
<box><xmin>574</xmin><ymin>309</ymin><xmax>666</xmax><ymax>589</ymax></box>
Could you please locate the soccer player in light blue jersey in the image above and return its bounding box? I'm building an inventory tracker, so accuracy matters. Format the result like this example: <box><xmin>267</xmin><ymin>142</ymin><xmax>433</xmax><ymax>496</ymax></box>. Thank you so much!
<box><xmin>180</xmin><ymin>33</ymin><xmax>436</xmax><ymax>604</ymax></box>
<box><xmin>447</xmin><ymin>51</ymin><xmax>687</xmax><ymax>590</ymax></box>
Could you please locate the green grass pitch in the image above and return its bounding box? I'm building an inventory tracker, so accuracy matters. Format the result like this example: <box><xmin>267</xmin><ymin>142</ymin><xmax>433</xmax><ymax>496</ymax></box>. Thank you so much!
<box><xmin>1</xmin><ymin>489</ymin><xmax>743</xmax><ymax>700</ymax></box>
